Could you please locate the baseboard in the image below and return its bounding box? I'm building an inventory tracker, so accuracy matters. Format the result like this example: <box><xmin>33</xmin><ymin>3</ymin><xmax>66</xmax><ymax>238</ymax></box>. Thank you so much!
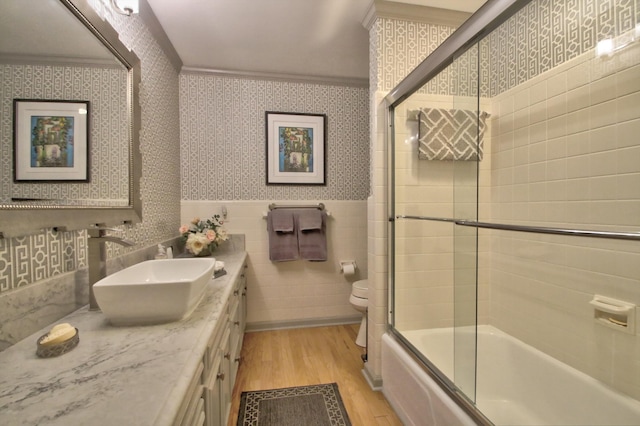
<box><xmin>246</xmin><ymin>315</ymin><xmax>361</xmax><ymax>332</ymax></box>
<box><xmin>362</xmin><ymin>363</ymin><xmax>383</xmax><ymax>391</ymax></box>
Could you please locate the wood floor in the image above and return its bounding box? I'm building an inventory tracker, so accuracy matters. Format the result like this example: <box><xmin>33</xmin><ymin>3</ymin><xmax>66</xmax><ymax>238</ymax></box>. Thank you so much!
<box><xmin>228</xmin><ymin>324</ymin><xmax>403</xmax><ymax>426</ymax></box>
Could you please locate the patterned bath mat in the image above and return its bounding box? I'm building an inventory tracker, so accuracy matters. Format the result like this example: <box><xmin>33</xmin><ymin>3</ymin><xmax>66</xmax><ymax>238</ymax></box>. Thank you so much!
<box><xmin>236</xmin><ymin>383</ymin><xmax>352</xmax><ymax>426</ymax></box>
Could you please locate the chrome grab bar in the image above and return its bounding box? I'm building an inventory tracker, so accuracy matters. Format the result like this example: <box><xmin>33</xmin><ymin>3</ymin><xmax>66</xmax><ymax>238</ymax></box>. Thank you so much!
<box><xmin>394</xmin><ymin>215</ymin><xmax>640</xmax><ymax>241</ymax></box>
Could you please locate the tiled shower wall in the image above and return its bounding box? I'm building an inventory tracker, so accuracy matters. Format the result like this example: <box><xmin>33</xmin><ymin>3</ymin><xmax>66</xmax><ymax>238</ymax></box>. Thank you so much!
<box><xmin>392</xmin><ymin>93</ymin><xmax>492</xmax><ymax>331</ymax></box>
<box><xmin>368</xmin><ymin>11</ymin><xmax>460</xmax><ymax>383</ymax></box>
<box><xmin>379</xmin><ymin>1</ymin><xmax>640</xmax><ymax>398</ymax></box>
<box><xmin>488</xmin><ymin>43</ymin><xmax>640</xmax><ymax>399</ymax></box>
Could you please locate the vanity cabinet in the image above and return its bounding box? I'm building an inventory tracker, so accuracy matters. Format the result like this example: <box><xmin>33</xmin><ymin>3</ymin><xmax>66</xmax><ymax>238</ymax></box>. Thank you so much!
<box><xmin>0</xmin><ymin>251</ymin><xmax>248</xmax><ymax>426</ymax></box>
<box><xmin>174</xmin><ymin>362</ymin><xmax>206</xmax><ymax>426</ymax></box>
<box><xmin>199</xmin><ymin>261</ymin><xmax>247</xmax><ymax>426</ymax></box>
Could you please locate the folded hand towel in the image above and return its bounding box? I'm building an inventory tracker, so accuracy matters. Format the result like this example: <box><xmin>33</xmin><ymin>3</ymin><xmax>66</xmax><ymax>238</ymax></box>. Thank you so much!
<box><xmin>297</xmin><ymin>209</ymin><xmax>323</xmax><ymax>231</ymax></box>
<box><xmin>267</xmin><ymin>210</ymin><xmax>299</xmax><ymax>261</ymax></box>
<box><xmin>297</xmin><ymin>211</ymin><xmax>327</xmax><ymax>261</ymax></box>
<box><xmin>270</xmin><ymin>209</ymin><xmax>295</xmax><ymax>232</ymax></box>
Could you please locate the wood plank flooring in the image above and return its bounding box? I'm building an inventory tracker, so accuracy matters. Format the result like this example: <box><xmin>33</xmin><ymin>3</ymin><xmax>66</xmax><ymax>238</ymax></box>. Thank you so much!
<box><xmin>228</xmin><ymin>324</ymin><xmax>403</xmax><ymax>426</ymax></box>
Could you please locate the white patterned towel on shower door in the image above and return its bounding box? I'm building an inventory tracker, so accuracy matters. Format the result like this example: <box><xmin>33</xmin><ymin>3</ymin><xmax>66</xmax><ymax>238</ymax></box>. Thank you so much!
<box><xmin>417</xmin><ymin>108</ymin><xmax>489</xmax><ymax>161</ymax></box>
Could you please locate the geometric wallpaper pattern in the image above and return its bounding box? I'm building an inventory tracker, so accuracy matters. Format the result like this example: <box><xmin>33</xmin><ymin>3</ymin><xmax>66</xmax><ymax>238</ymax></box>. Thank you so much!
<box><xmin>373</xmin><ymin>18</ymin><xmax>455</xmax><ymax>93</ymax></box>
<box><xmin>490</xmin><ymin>0</ymin><xmax>640</xmax><ymax>97</ymax></box>
<box><xmin>0</xmin><ymin>229</ymin><xmax>86</xmax><ymax>292</ymax></box>
<box><xmin>0</xmin><ymin>64</ymin><xmax>129</xmax><ymax>204</ymax></box>
<box><xmin>375</xmin><ymin>0</ymin><xmax>639</xmax><ymax>99</ymax></box>
<box><xmin>179</xmin><ymin>74</ymin><xmax>370</xmax><ymax>201</ymax></box>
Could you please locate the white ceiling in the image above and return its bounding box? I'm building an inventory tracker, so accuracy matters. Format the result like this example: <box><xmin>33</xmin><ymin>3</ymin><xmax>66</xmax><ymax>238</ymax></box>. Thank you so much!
<box><xmin>0</xmin><ymin>0</ymin><xmax>117</xmax><ymax>64</ymax></box>
<box><xmin>146</xmin><ymin>0</ymin><xmax>486</xmax><ymax>81</ymax></box>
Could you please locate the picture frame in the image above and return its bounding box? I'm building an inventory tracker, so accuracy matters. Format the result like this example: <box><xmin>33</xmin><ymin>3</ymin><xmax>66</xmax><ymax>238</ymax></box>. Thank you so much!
<box><xmin>265</xmin><ymin>111</ymin><xmax>326</xmax><ymax>185</ymax></box>
<box><xmin>13</xmin><ymin>99</ymin><xmax>90</xmax><ymax>182</ymax></box>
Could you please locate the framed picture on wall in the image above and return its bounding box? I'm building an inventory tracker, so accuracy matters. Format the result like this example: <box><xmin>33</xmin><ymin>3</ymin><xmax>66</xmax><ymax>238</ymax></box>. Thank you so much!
<box><xmin>13</xmin><ymin>99</ymin><xmax>90</xmax><ymax>182</ymax></box>
<box><xmin>265</xmin><ymin>111</ymin><xmax>326</xmax><ymax>185</ymax></box>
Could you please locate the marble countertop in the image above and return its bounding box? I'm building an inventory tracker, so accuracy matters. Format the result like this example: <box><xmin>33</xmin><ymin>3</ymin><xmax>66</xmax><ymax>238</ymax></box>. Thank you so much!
<box><xmin>0</xmin><ymin>250</ymin><xmax>247</xmax><ymax>426</ymax></box>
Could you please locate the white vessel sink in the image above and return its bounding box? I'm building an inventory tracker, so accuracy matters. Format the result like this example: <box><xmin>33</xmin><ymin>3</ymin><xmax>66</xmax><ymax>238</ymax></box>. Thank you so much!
<box><xmin>93</xmin><ymin>258</ymin><xmax>215</xmax><ymax>326</ymax></box>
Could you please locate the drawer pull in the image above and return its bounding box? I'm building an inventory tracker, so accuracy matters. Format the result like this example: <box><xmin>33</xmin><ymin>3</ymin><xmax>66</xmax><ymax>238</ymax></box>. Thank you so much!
<box><xmin>235</xmin><ymin>357</ymin><xmax>242</xmax><ymax>364</ymax></box>
<box><xmin>234</xmin><ymin>290</ymin><xmax>239</xmax><ymax>296</ymax></box>
<box><xmin>224</xmin><ymin>352</ymin><xmax>231</xmax><ymax>359</ymax></box>
<box><xmin>217</xmin><ymin>372</ymin><xmax>225</xmax><ymax>381</ymax></box>
<box><xmin>234</xmin><ymin>321</ymin><xmax>240</xmax><ymax>326</ymax></box>
<box><xmin>242</xmin><ymin>291</ymin><xmax>247</xmax><ymax>296</ymax></box>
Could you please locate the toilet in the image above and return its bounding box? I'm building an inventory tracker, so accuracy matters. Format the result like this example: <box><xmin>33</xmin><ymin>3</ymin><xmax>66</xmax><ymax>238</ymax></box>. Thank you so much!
<box><xmin>349</xmin><ymin>279</ymin><xmax>368</xmax><ymax>347</ymax></box>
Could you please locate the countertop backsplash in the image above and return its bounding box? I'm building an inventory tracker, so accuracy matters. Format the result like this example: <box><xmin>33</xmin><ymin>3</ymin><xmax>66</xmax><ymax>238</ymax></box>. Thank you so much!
<box><xmin>0</xmin><ymin>234</ymin><xmax>244</xmax><ymax>351</ymax></box>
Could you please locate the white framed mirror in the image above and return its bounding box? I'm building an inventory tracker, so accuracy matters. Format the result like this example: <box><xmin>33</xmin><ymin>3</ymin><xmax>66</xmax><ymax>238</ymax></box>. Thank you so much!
<box><xmin>0</xmin><ymin>0</ymin><xmax>142</xmax><ymax>238</ymax></box>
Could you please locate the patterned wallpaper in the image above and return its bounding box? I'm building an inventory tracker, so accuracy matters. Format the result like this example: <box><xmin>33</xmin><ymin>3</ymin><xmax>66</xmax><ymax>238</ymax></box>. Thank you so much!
<box><xmin>374</xmin><ymin>18</ymin><xmax>455</xmax><ymax>93</ymax></box>
<box><xmin>489</xmin><ymin>0</ymin><xmax>640</xmax><ymax>97</ymax></box>
<box><xmin>0</xmin><ymin>64</ymin><xmax>129</xmax><ymax>204</ymax></box>
<box><xmin>0</xmin><ymin>8</ymin><xmax>181</xmax><ymax>293</ymax></box>
<box><xmin>375</xmin><ymin>0</ymin><xmax>639</xmax><ymax>99</ymax></box>
<box><xmin>179</xmin><ymin>74</ymin><xmax>370</xmax><ymax>201</ymax></box>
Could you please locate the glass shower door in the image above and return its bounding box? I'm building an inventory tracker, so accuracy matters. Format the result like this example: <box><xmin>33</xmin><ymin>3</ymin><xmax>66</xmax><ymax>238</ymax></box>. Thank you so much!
<box><xmin>451</xmin><ymin>41</ymin><xmax>481</xmax><ymax>403</ymax></box>
<box><xmin>390</xmin><ymin>42</ymin><xmax>482</xmax><ymax>403</ymax></box>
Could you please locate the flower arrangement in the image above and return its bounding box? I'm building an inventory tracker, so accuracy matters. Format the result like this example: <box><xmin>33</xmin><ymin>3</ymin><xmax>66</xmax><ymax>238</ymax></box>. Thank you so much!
<box><xmin>179</xmin><ymin>214</ymin><xmax>228</xmax><ymax>256</ymax></box>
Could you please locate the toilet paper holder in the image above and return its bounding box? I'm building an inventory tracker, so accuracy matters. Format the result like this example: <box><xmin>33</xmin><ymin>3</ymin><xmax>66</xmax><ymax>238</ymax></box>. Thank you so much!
<box><xmin>339</xmin><ymin>260</ymin><xmax>357</xmax><ymax>274</ymax></box>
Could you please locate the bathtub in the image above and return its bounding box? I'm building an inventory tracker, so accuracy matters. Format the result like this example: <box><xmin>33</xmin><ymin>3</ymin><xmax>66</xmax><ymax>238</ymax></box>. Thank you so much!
<box><xmin>382</xmin><ymin>326</ymin><xmax>640</xmax><ymax>425</ymax></box>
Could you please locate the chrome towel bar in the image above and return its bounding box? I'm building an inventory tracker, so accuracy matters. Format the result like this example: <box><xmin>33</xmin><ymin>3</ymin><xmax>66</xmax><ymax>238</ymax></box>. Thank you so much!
<box><xmin>263</xmin><ymin>203</ymin><xmax>331</xmax><ymax>218</ymax></box>
<box><xmin>269</xmin><ymin>203</ymin><xmax>325</xmax><ymax>211</ymax></box>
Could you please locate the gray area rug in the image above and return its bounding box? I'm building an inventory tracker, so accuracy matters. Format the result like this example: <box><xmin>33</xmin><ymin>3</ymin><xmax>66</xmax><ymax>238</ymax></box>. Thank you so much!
<box><xmin>237</xmin><ymin>383</ymin><xmax>352</xmax><ymax>426</ymax></box>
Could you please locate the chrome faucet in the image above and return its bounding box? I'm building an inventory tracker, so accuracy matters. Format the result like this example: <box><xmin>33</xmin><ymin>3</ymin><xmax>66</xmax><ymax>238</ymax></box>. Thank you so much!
<box><xmin>87</xmin><ymin>226</ymin><xmax>135</xmax><ymax>311</ymax></box>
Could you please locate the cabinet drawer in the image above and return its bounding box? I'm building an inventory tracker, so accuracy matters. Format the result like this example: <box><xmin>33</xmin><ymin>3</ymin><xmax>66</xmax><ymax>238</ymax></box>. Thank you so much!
<box><xmin>204</xmin><ymin>311</ymin><xmax>228</xmax><ymax>375</ymax></box>
<box><xmin>174</xmin><ymin>361</ymin><xmax>204</xmax><ymax>426</ymax></box>
<box><xmin>204</xmin><ymin>346</ymin><xmax>223</xmax><ymax>426</ymax></box>
<box><xmin>183</xmin><ymin>397</ymin><xmax>205</xmax><ymax>426</ymax></box>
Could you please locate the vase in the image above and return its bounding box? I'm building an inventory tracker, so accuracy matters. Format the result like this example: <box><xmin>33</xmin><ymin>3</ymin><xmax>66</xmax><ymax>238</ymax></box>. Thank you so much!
<box><xmin>193</xmin><ymin>246</ymin><xmax>212</xmax><ymax>257</ymax></box>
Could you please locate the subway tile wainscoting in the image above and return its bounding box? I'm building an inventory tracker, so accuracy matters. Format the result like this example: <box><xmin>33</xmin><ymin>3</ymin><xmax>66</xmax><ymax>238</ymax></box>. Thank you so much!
<box><xmin>181</xmin><ymin>201</ymin><xmax>367</xmax><ymax>329</ymax></box>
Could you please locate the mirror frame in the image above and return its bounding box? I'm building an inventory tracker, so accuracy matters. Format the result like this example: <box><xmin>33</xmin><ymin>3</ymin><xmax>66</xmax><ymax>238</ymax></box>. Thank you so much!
<box><xmin>0</xmin><ymin>0</ymin><xmax>142</xmax><ymax>238</ymax></box>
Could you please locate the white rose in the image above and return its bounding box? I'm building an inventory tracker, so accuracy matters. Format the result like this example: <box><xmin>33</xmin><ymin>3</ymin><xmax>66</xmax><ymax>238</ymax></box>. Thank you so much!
<box><xmin>186</xmin><ymin>232</ymin><xmax>210</xmax><ymax>255</ymax></box>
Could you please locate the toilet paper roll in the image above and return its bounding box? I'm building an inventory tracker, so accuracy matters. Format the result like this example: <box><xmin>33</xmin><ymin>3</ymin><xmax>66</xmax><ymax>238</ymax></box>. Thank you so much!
<box><xmin>342</xmin><ymin>263</ymin><xmax>355</xmax><ymax>276</ymax></box>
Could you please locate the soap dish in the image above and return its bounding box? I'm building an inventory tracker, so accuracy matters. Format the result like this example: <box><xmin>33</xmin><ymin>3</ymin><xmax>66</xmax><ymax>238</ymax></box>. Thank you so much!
<box><xmin>36</xmin><ymin>329</ymin><xmax>80</xmax><ymax>358</ymax></box>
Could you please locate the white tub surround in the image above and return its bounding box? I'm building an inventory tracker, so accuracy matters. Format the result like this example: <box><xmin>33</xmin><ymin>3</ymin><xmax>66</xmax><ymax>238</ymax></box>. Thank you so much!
<box><xmin>384</xmin><ymin>327</ymin><xmax>640</xmax><ymax>426</ymax></box>
<box><xmin>0</xmin><ymin>250</ymin><xmax>247</xmax><ymax>426</ymax></box>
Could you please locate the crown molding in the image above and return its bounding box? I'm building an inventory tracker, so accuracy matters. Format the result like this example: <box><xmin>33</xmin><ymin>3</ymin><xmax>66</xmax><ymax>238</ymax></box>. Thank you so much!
<box><xmin>181</xmin><ymin>67</ymin><xmax>369</xmax><ymax>88</ymax></box>
<box><xmin>362</xmin><ymin>0</ymin><xmax>472</xmax><ymax>30</ymax></box>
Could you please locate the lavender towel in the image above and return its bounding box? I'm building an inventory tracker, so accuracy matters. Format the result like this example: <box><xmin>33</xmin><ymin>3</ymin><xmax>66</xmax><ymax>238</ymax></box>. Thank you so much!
<box><xmin>296</xmin><ymin>210</ymin><xmax>327</xmax><ymax>261</ymax></box>
<box><xmin>267</xmin><ymin>210</ymin><xmax>299</xmax><ymax>262</ymax></box>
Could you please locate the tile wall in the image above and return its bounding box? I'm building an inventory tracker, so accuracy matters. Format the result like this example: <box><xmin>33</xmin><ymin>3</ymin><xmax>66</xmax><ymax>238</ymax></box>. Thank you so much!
<box><xmin>370</xmin><ymin>0</ymin><xmax>640</xmax><ymax>399</ymax></box>
<box><xmin>488</xmin><ymin>42</ymin><xmax>640</xmax><ymax>399</ymax></box>
<box><xmin>367</xmin><ymin>10</ymin><xmax>459</xmax><ymax>384</ymax></box>
<box><xmin>392</xmin><ymin>92</ymin><xmax>492</xmax><ymax>331</ymax></box>
<box><xmin>180</xmin><ymin>201</ymin><xmax>366</xmax><ymax>327</ymax></box>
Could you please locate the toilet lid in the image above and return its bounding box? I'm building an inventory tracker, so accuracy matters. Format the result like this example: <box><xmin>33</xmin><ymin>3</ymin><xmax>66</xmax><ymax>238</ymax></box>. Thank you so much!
<box><xmin>352</xmin><ymin>280</ymin><xmax>368</xmax><ymax>299</ymax></box>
